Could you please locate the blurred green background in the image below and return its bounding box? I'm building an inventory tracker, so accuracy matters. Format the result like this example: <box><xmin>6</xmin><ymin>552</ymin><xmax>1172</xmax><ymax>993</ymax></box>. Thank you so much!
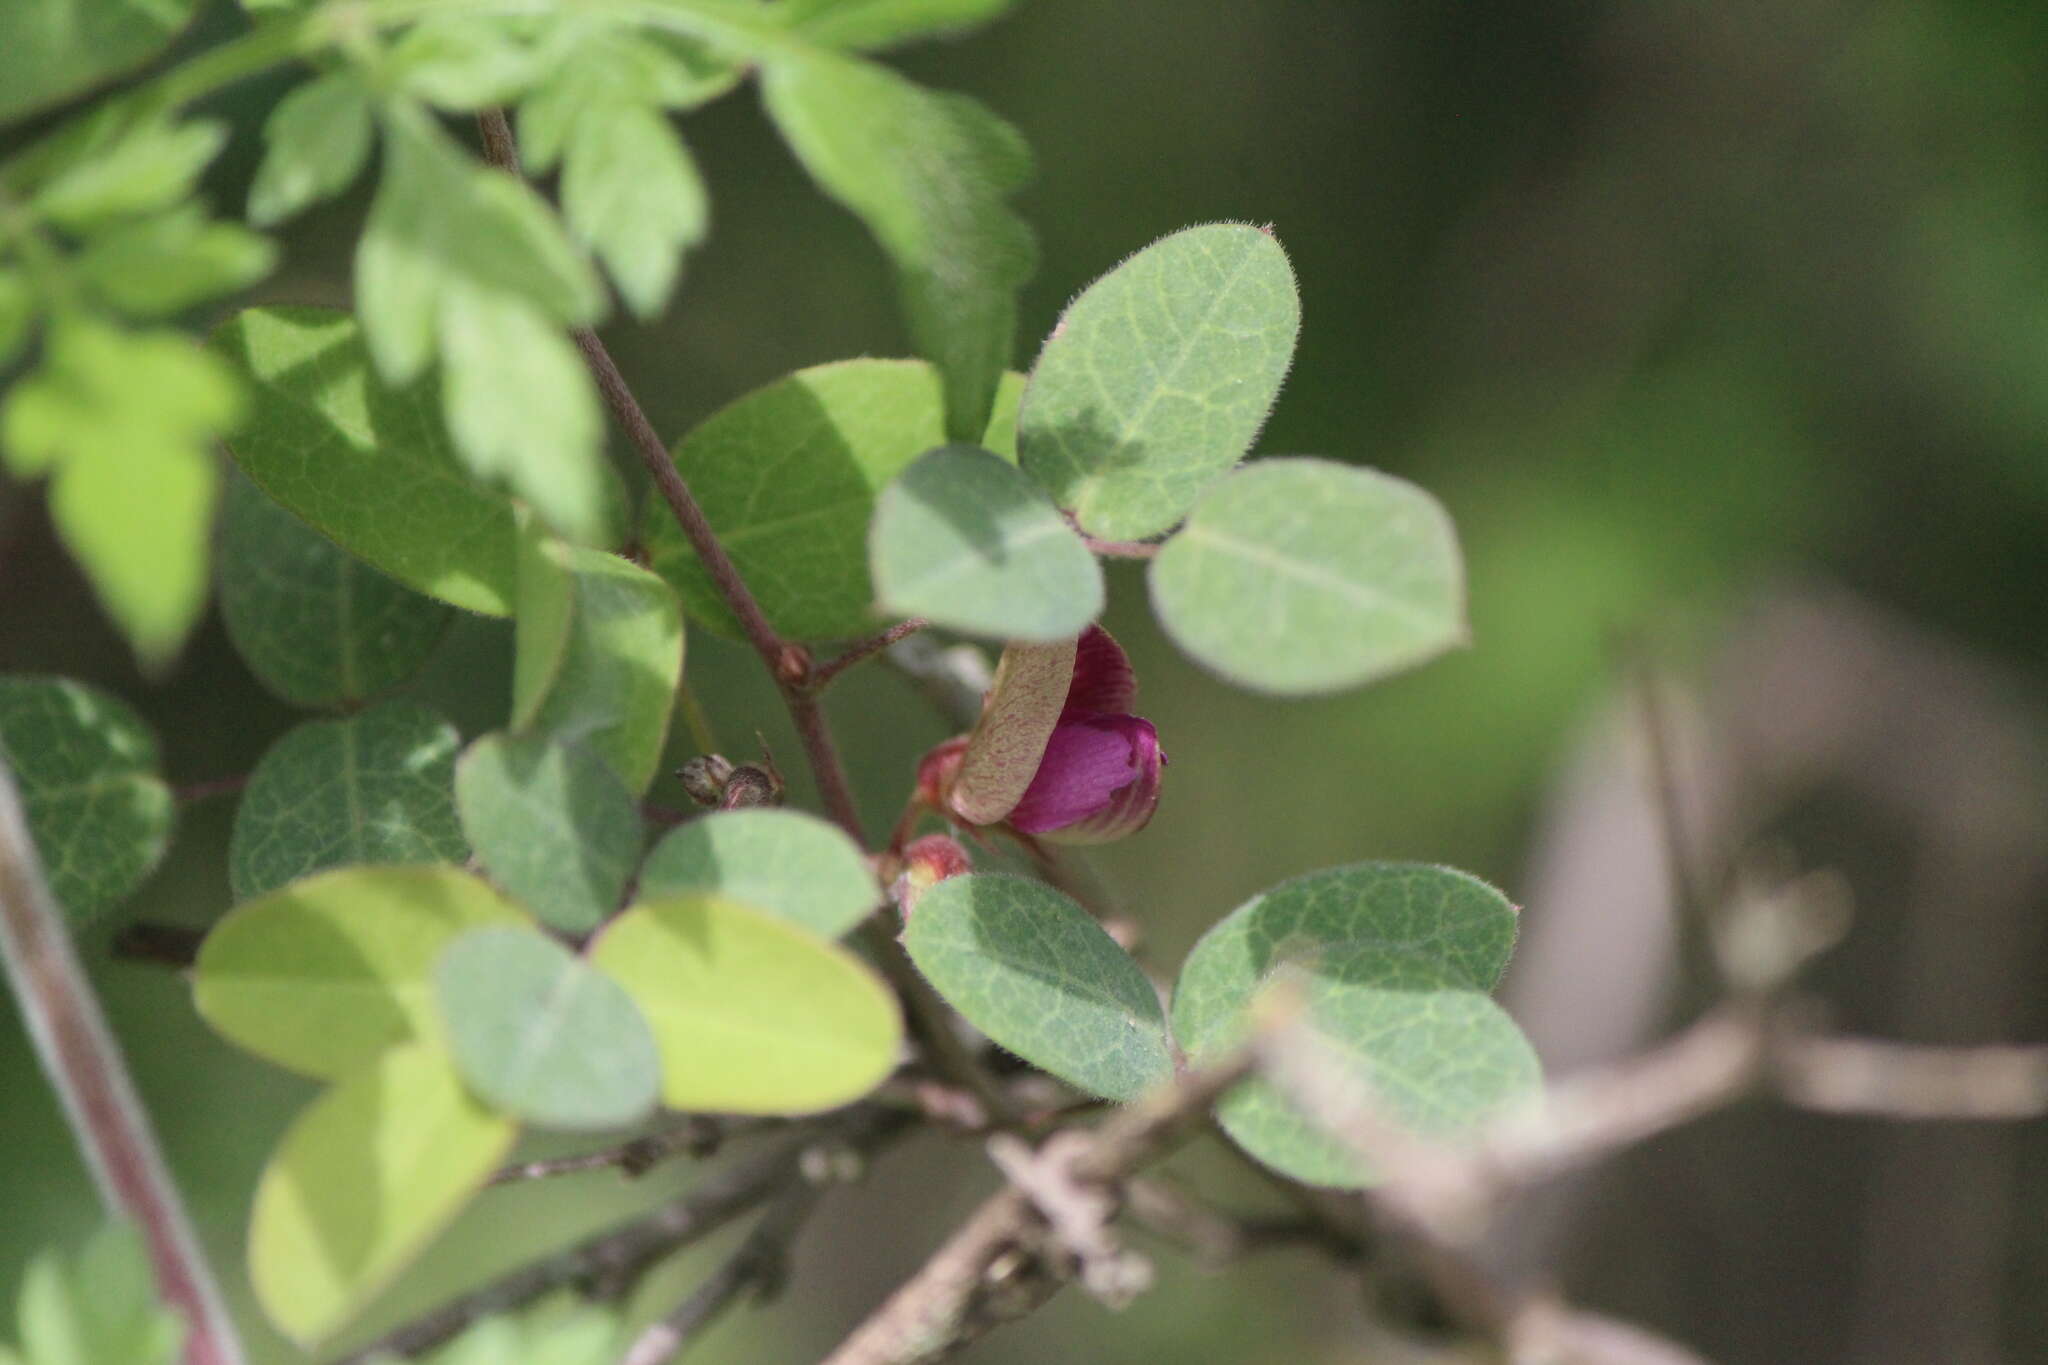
<box><xmin>4</xmin><ymin>0</ymin><xmax>2047</xmax><ymax>1361</ymax></box>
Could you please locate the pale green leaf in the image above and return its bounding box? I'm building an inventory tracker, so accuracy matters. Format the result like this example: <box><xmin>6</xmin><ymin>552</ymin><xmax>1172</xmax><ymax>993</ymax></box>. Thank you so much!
<box><xmin>638</xmin><ymin>809</ymin><xmax>878</xmax><ymax>939</ymax></box>
<box><xmin>72</xmin><ymin>206</ymin><xmax>275</xmax><ymax>317</ymax></box>
<box><xmin>217</xmin><ymin>472</ymin><xmax>452</xmax><ymax>708</ymax></box>
<box><xmin>249</xmin><ymin>71</ymin><xmax>375</xmax><ymax>227</ymax></box>
<box><xmin>435</xmin><ymin>926</ymin><xmax>660</xmax><ymax>1129</ymax></box>
<box><xmin>589</xmin><ymin>894</ymin><xmax>901</xmax><ymax>1113</ymax></box>
<box><xmin>762</xmin><ymin>48</ymin><xmax>1034</xmax><ymax>441</ymax></box>
<box><xmin>645</xmin><ymin>359</ymin><xmax>1014</xmax><ymax>641</ymax></box>
<box><xmin>782</xmin><ymin>0</ymin><xmax>1019</xmax><ymax>51</ymax></box>
<box><xmin>420</xmin><ymin>1298</ymin><xmax>619</xmax><ymax>1365</ymax></box>
<box><xmin>0</xmin><ymin>319</ymin><xmax>234</xmax><ymax>668</ymax></box>
<box><xmin>904</xmin><ymin>874</ymin><xmax>1172</xmax><ymax>1101</ymax></box>
<box><xmin>249</xmin><ymin>1042</ymin><xmax>516</xmax><ymax>1345</ymax></box>
<box><xmin>0</xmin><ymin>272</ymin><xmax>34</xmax><ymax>368</ymax></box>
<box><xmin>10</xmin><ymin>1225</ymin><xmax>183</xmax><ymax>1365</ymax></box>
<box><xmin>518</xmin><ymin>538</ymin><xmax>683</xmax><ymax>795</ymax></box>
<box><xmin>454</xmin><ymin>732</ymin><xmax>641</xmax><ymax>933</ymax></box>
<box><xmin>0</xmin><ymin>0</ymin><xmax>199</xmax><ymax>124</ymax></box>
<box><xmin>510</xmin><ymin>508</ymin><xmax>574</xmax><ymax>731</ymax></box>
<box><xmin>869</xmin><ymin>443</ymin><xmax>1102</xmax><ymax>641</ymax></box>
<box><xmin>0</xmin><ymin>677</ymin><xmax>171</xmax><ymax>924</ymax></box>
<box><xmin>228</xmin><ymin>702</ymin><xmax>467</xmax><ymax>900</ymax></box>
<box><xmin>29</xmin><ymin>118</ymin><xmax>226</xmax><ymax>233</ymax></box>
<box><xmin>1019</xmin><ymin>223</ymin><xmax>1300</xmax><ymax>540</ymax></box>
<box><xmin>213</xmin><ymin>306</ymin><xmax>519</xmax><ymax>615</ymax></box>
<box><xmin>1150</xmin><ymin>458</ymin><xmax>1468</xmax><ymax>695</ymax></box>
<box><xmin>195</xmin><ymin>864</ymin><xmax>530</xmax><ymax>1079</ymax></box>
<box><xmin>1170</xmin><ymin>863</ymin><xmax>1538</xmax><ymax>1188</ymax></box>
<box><xmin>561</xmin><ymin>102</ymin><xmax>707</xmax><ymax>318</ymax></box>
<box><xmin>517</xmin><ymin>24</ymin><xmax>741</xmax><ymax>173</ymax></box>
<box><xmin>388</xmin><ymin>16</ymin><xmax>535</xmax><ymax>110</ymax></box>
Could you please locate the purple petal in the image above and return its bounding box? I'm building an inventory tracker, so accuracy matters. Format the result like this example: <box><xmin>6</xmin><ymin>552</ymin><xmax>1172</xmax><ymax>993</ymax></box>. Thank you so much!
<box><xmin>1008</xmin><ymin>715</ymin><xmax>1164</xmax><ymax>842</ymax></box>
<box><xmin>1062</xmin><ymin>625</ymin><xmax>1137</xmax><ymax>718</ymax></box>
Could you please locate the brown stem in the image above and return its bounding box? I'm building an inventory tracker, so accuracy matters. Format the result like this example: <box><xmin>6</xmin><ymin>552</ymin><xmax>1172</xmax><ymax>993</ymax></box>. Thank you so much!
<box><xmin>0</xmin><ymin>763</ymin><xmax>246</xmax><ymax>1365</ymax></box>
<box><xmin>485</xmin><ymin>1117</ymin><xmax>751</xmax><ymax>1186</ymax></box>
<box><xmin>1080</xmin><ymin>536</ymin><xmax>1160</xmax><ymax>560</ymax></box>
<box><xmin>809</xmin><ymin>619</ymin><xmax>930</xmax><ymax>693</ymax></box>
<box><xmin>619</xmin><ymin>1181</ymin><xmax>824</xmax><ymax>1365</ymax></box>
<box><xmin>171</xmin><ymin>775</ymin><xmax>247</xmax><ymax>805</ymax></box>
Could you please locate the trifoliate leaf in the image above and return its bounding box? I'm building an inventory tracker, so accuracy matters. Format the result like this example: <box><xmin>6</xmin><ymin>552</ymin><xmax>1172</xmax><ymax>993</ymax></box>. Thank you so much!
<box><xmin>869</xmin><ymin>443</ymin><xmax>1102</xmax><ymax>641</ymax></box>
<box><xmin>1150</xmin><ymin>458</ymin><xmax>1468</xmax><ymax>695</ymax></box>
<box><xmin>762</xmin><ymin>48</ymin><xmax>1034</xmax><ymax>442</ymax></box>
<box><xmin>517</xmin><ymin>24</ymin><xmax>741</xmax><ymax>172</ymax></box>
<box><xmin>904</xmin><ymin>874</ymin><xmax>1172</xmax><ymax>1101</ymax></box>
<box><xmin>248</xmin><ymin>71</ymin><xmax>375</xmax><ymax>227</ymax></box>
<box><xmin>1019</xmin><ymin>223</ymin><xmax>1299</xmax><ymax>540</ymax></box>
<box><xmin>72</xmin><ymin>206</ymin><xmax>275</xmax><ymax>317</ymax></box>
<box><xmin>638</xmin><ymin>809</ymin><xmax>879</xmax><ymax>940</ymax></box>
<box><xmin>0</xmin><ymin>677</ymin><xmax>170</xmax><ymax>923</ymax></box>
<box><xmin>228</xmin><ymin>702</ymin><xmax>467</xmax><ymax>900</ymax></box>
<box><xmin>560</xmin><ymin>102</ymin><xmax>707</xmax><ymax>318</ymax></box>
<box><xmin>454</xmin><ymin>732</ymin><xmax>641</xmax><ymax>933</ymax></box>
<box><xmin>387</xmin><ymin>16</ymin><xmax>535</xmax><ymax>111</ymax></box>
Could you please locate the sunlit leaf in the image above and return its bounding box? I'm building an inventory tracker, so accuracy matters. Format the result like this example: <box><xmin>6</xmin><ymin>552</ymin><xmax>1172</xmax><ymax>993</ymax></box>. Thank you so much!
<box><xmin>560</xmin><ymin>102</ymin><xmax>707</xmax><ymax>318</ymax></box>
<box><xmin>72</xmin><ymin>206</ymin><xmax>274</xmax><ymax>317</ymax></box>
<box><xmin>781</xmin><ymin>0</ymin><xmax>1020</xmax><ymax>51</ymax></box>
<box><xmin>248</xmin><ymin>71</ymin><xmax>376</xmax><ymax>227</ymax></box>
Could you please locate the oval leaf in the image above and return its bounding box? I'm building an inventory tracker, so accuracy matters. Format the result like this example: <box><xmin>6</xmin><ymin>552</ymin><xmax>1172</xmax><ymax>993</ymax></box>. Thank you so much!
<box><xmin>218</xmin><ymin>472</ymin><xmax>452</xmax><ymax>708</ymax></box>
<box><xmin>588</xmin><ymin>894</ymin><xmax>901</xmax><ymax>1113</ymax></box>
<box><xmin>904</xmin><ymin>873</ymin><xmax>1172</xmax><ymax>1101</ymax></box>
<box><xmin>229</xmin><ymin>702</ymin><xmax>468</xmax><ymax>900</ymax></box>
<box><xmin>249</xmin><ymin>1042</ymin><xmax>516</xmax><ymax>1345</ymax></box>
<box><xmin>0</xmin><ymin>677</ymin><xmax>171</xmax><ymax>923</ymax></box>
<box><xmin>517</xmin><ymin>537</ymin><xmax>684</xmax><ymax>795</ymax></box>
<box><xmin>870</xmin><ymin>444</ymin><xmax>1103</xmax><ymax>641</ymax></box>
<box><xmin>643</xmin><ymin>359</ymin><xmax>951</xmax><ymax>641</ymax></box>
<box><xmin>1150</xmin><ymin>458</ymin><xmax>1467</xmax><ymax>696</ymax></box>
<box><xmin>638</xmin><ymin>809</ymin><xmax>879</xmax><ymax>940</ymax></box>
<box><xmin>1170</xmin><ymin>862</ymin><xmax>1538</xmax><ymax>1188</ymax></box>
<box><xmin>1019</xmin><ymin>223</ymin><xmax>1300</xmax><ymax>540</ymax></box>
<box><xmin>212</xmin><ymin>306</ymin><xmax>519</xmax><ymax>616</ymax></box>
<box><xmin>454</xmin><ymin>732</ymin><xmax>642</xmax><ymax>934</ymax></box>
<box><xmin>196</xmin><ymin>864</ymin><xmax>529</xmax><ymax>1080</ymax></box>
<box><xmin>434</xmin><ymin>926</ymin><xmax>660</xmax><ymax>1130</ymax></box>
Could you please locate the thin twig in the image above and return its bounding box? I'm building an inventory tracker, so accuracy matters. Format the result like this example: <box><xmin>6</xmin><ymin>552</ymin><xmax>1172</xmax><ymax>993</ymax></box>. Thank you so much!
<box><xmin>0</xmin><ymin>763</ymin><xmax>246</xmax><ymax>1365</ymax></box>
<box><xmin>809</xmin><ymin>620</ymin><xmax>930</xmax><ymax>693</ymax></box>
<box><xmin>170</xmin><ymin>774</ymin><xmax>247</xmax><ymax>805</ymax></box>
<box><xmin>620</xmin><ymin>1181</ymin><xmax>825</xmax><ymax>1365</ymax></box>
<box><xmin>486</xmin><ymin>1117</ymin><xmax>751</xmax><ymax>1186</ymax></box>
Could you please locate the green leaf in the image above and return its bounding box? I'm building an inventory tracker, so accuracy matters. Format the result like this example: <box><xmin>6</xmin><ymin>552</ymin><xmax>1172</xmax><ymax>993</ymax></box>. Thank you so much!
<box><xmin>0</xmin><ymin>677</ymin><xmax>170</xmax><ymax>924</ymax></box>
<box><xmin>638</xmin><ymin>809</ymin><xmax>878</xmax><ymax>940</ymax></box>
<box><xmin>1150</xmin><ymin>459</ymin><xmax>1468</xmax><ymax>696</ymax></box>
<box><xmin>518</xmin><ymin>24</ymin><xmax>741</xmax><ymax>172</ymax></box>
<box><xmin>510</xmin><ymin>509</ymin><xmax>575</xmax><ymax>730</ymax></box>
<box><xmin>561</xmin><ymin>102</ymin><xmax>707</xmax><ymax>319</ymax></box>
<box><xmin>1019</xmin><ymin>223</ymin><xmax>1300</xmax><ymax>540</ymax></box>
<box><xmin>10</xmin><ymin>1225</ymin><xmax>184</xmax><ymax>1365</ymax></box>
<box><xmin>869</xmin><ymin>444</ymin><xmax>1102</xmax><ymax>641</ymax></box>
<box><xmin>762</xmin><ymin>49</ymin><xmax>1034</xmax><ymax>442</ymax></box>
<box><xmin>0</xmin><ymin>272</ymin><xmax>35</xmax><ymax>368</ymax></box>
<box><xmin>517</xmin><ymin>538</ymin><xmax>684</xmax><ymax>795</ymax></box>
<box><xmin>72</xmin><ymin>206</ymin><xmax>275</xmax><ymax>317</ymax></box>
<box><xmin>2</xmin><ymin>319</ymin><xmax>234</xmax><ymax>668</ymax></box>
<box><xmin>213</xmin><ymin>305</ymin><xmax>519</xmax><ymax>615</ymax></box>
<box><xmin>29</xmin><ymin>118</ymin><xmax>226</xmax><ymax>233</ymax></box>
<box><xmin>589</xmin><ymin>894</ymin><xmax>901</xmax><ymax>1113</ymax></box>
<box><xmin>782</xmin><ymin>0</ymin><xmax>1019</xmax><ymax>51</ymax></box>
<box><xmin>387</xmin><ymin>16</ymin><xmax>536</xmax><ymax>110</ymax></box>
<box><xmin>904</xmin><ymin>874</ymin><xmax>1172</xmax><ymax>1101</ymax></box>
<box><xmin>229</xmin><ymin>702</ymin><xmax>468</xmax><ymax>901</ymax></box>
<box><xmin>454</xmin><ymin>732</ymin><xmax>641</xmax><ymax>933</ymax></box>
<box><xmin>434</xmin><ymin>926</ymin><xmax>660</xmax><ymax>1130</ymax></box>
<box><xmin>195</xmin><ymin>864</ymin><xmax>530</xmax><ymax>1080</ymax></box>
<box><xmin>420</xmin><ymin>1297</ymin><xmax>620</xmax><ymax>1365</ymax></box>
<box><xmin>644</xmin><ymin>359</ymin><xmax>1001</xmax><ymax>641</ymax></box>
<box><xmin>0</xmin><ymin>0</ymin><xmax>199</xmax><ymax>125</ymax></box>
<box><xmin>248</xmin><ymin>71</ymin><xmax>376</xmax><ymax>227</ymax></box>
<box><xmin>249</xmin><ymin>1042</ymin><xmax>516</xmax><ymax>1345</ymax></box>
<box><xmin>217</xmin><ymin>472</ymin><xmax>452</xmax><ymax>708</ymax></box>
<box><xmin>1170</xmin><ymin>862</ymin><xmax>1538</xmax><ymax>1188</ymax></box>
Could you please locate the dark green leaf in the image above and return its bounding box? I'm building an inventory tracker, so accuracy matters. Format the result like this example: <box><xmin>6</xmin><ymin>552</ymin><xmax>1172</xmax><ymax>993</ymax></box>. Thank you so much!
<box><xmin>762</xmin><ymin>49</ymin><xmax>1034</xmax><ymax>441</ymax></box>
<box><xmin>1149</xmin><ymin>458</ymin><xmax>1468</xmax><ymax>695</ymax></box>
<box><xmin>434</xmin><ymin>926</ymin><xmax>661</xmax><ymax>1130</ymax></box>
<box><xmin>638</xmin><ymin>809</ymin><xmax>878</xmax><ymax>939</ymax></box>
<box><xmin>869</xmin><ymin>443</ymin><xmax>1102</xmax><ymax>641</ymax></box>
<box><xmin>213</xmin><ymin>305</ymin><xmax>519</xmax><ymax>616</ymax></box>
<box><xmin>248</xmin><ymin>71</ymin><xmax>376</xmax><ymax>227</ymax></box>
<box><xmin>904</xmin><ymin>874</ymin><xmax>1173</xmax><ymax>1101</ymax></box>
<box><xmin>0</xmin><ymin>0</ymin><xmax>199</xmax><ymax>125</ymax></box>
<box><xmin>1019</xmin><ymin>223</ymin><xmax>1299</xmax><ymax>540</ymax></box>
<box><xmin>0</xmin><ymin>678</ymin><xmax>170</xmax><ymax>925</ymax></box>
<box><xmin>229</xmin><ymin>702</ymin><xmax>467</xmax><ymax>900</ymax></box>
<box><xmin>454</xmin><ymin>732</ymin><xmax>641</xmax><ymax>933</ymax></box>
<box><xmin>782</xmin><ymin>0</ymin><xmax>1020</xmax><ymax>51</ymax></box>
<box><xmin>217</xmin><ymin>472</ymin><xmax>452</xmax><ymax>709</ymax></box>
<box><xmin>1170</xmin><ymin>862</ymin><xmax>1538</xmax><ymax>1187</ymax></box>
<box><xmin>196</xmin><ymin>864</ymin><xmax>530</xmax><ymax>1079</ymax></box>
<box><xmin>7</xmin><ymin>1225</ymin><xmax>184</xmax><ymax>1365</ymax></box>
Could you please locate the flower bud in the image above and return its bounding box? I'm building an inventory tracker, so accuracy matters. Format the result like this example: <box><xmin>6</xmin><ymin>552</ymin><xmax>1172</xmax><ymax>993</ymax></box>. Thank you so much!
<box><xmin>893</xmin><ymin>833</ymin><xmax>973</xmax><ymax>918</ymax></box>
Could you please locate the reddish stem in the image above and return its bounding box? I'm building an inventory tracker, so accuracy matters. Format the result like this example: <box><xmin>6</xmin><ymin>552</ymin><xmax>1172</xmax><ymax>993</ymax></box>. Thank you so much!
<box><xmin>808</xmin><ymin>618</ymin><xmax>929</xmax><ymax>694</ymax></box>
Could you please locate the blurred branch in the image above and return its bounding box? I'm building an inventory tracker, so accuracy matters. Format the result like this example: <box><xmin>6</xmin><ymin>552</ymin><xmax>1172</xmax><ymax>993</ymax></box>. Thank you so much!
<box><xmin>485</xmin><ymin>1117</ymin><xmax>764</xmax><ymax>1187</ymax></box>
<box><xmin>0</xmin><ymin>762</ymin><xmax>246</xmax><ymax>1365</ymax></box>
<box><xmin>620</xmin><ymin>1180</ymin><xmax>824</xmax><ymax>1365</ymax></box>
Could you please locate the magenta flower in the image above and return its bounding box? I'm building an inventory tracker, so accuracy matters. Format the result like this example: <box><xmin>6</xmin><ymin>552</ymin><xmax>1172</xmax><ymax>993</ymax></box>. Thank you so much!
<box><xmin>914</xmin><ymin>626</ymin><xmax>1165</xmax><ymax>846</ymax></box>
